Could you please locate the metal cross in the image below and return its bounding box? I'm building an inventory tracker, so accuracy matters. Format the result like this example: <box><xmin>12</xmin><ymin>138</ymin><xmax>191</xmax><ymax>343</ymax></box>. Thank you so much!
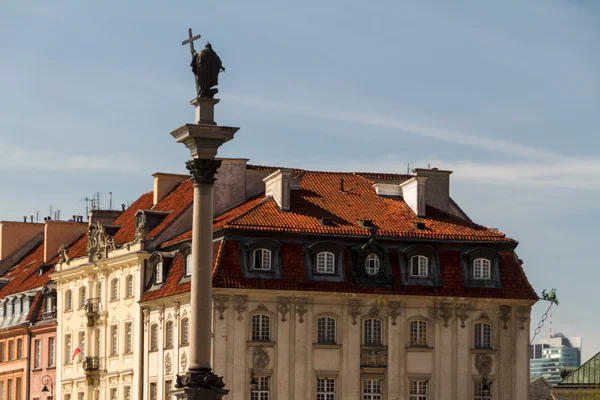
<box><xmin>182</xmin><ymin>28</ymin><xmax>202</xmax><ymax>53</ymax></box>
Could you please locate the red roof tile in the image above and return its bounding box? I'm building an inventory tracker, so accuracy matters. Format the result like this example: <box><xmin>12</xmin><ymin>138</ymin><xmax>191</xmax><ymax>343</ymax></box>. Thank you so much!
<box><xmin>0</xmin><ymin>243</ymin><xmax>51</xmax><ymax>299</ymax></box>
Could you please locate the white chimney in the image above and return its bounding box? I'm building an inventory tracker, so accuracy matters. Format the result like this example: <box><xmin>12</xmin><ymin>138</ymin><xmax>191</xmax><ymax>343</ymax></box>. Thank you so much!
<box><xmin>213</xmin><ymin>158</ymin><xmax>249</xmax><ymax>215</ymax></box>
<box><xmin>413</xmin><ymin>168</ymin><xmax>452</xmax><ymax>213</ymax></box>
<box><xmin>399</xmin><ymin>176</ymin><xmax>428</xmax><ymax>218</ymax></box>
<box><xmin>264</xmin><ymin>169</ymin><xmax>294</xmax><ymax>211</ymax></box>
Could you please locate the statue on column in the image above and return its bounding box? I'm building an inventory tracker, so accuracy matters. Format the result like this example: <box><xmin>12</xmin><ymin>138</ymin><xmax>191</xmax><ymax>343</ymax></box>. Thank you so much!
<box><xmin>191</xmin><ymin>42</ymin><xmax>225</xmax><ymax>98</ymax></box>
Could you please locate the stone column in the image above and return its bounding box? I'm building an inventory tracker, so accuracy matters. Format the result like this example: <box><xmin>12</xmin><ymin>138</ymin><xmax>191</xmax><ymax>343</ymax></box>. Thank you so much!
<box><xmin>170</xmin><ymin>98</ymin><xmax>239</xmax><ymax>400</ymax></box>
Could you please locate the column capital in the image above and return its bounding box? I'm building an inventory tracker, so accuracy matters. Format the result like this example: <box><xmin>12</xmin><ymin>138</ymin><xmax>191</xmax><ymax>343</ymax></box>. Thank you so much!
<box><xmin>186</xmin><ymin>159</ymin><xmax>222</xmax><ymax>185</ymax></box>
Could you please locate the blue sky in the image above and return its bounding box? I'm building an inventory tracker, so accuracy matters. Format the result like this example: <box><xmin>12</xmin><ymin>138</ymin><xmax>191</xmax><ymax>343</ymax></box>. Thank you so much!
<box><xmin>1</xmin><ymin>1</ymin><xmax>599</xmax><ymax>359</ymax></box>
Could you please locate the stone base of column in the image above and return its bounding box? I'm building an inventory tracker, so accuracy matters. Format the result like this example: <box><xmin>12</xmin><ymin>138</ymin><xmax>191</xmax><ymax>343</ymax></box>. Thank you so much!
<box><xmin>173</xmin><ymin>368</ymin><xmax>229</xmax><ymax>400</ymax></box>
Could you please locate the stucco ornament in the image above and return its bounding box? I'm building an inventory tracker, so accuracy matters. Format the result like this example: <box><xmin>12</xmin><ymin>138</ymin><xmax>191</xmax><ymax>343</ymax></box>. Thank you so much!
<box><xmin>233</xmin><ymin>295</ymin><xmax>248</xmax><ymax>321</ymax></box>
<box><xmin>180</xmin><ymin>351</ymin><xmax>188</xmax><ymax>371</ymax></box>
<box><xmin>158</xmin><ymin>305</ymin><xmax>165</xmax><ymax>324</ymax></box>
<box><xmin>174</xmin><ymin>302</ymin><xmax>180</xmax><ymax>322</ymax></box>
<box><xmin>253</xmin><ymin>345</ymin><xmax>270</xmax><ymax>370</ymax></box>
<box><xmin>133</xmin><ymin>210</ymin><xmax>149</xmax><ymax>242</ymax></box>
<box><xmin>213</xmin><ymin>294</ymin><xmax>229</xmax><ymax>320</ymax></box>
<box><xmin>277</xmin><ymin>297</ymin><xmax>292</xmax><ymax>322</ymax></box>
<box><xmin>515</xmin><ymin>306</ymin><xmax>530</xmax><ymax>330</ymax></box>
<box><xmin>142</xmin><ymin>308</ymin><xmax>150</xmax><ymax>331</ymax></box>
<box><xmin>499</xmin><ymin>305</ymin><xmax>512</xmax><ymax>330</ymax></box>
<box><xmin>58</xmin><ymin>244</ymin><xmax>70</xmax><ymax>265</ymax></box>
<box><xmin>388</xmin><ymin>301</ymin><xmax>401</xmax><ymax>326</ymax></box>
<box><xmin>348</xmin><ymin>300</ymin><xmax>362</xmax><ymax>325</ymax></box>
<box><xmin>87</xmin><ymin>222</ymin><xmax>115</xmax><ymax>260</ymax></box>
<box><xmin>361</xmin><ymin>350</ymin><xmax>387</xmax><ymax>367</ymax></box>
<box><xmin>438</xmin><ymin>302</ymin><xmax>454</xmax><ymax>328</ymax></box>
<box><xmin>456</xmin><ymin>303</ymin><xmax>474</xmax><ymax>328</ymax></box>
<box><xmin>475</xmin><ymin>353</ymin><xmax>493</xmax><ymax>375</ymax></box>
<box><xmin>165</xmin><ymin>353</ymin><xmax>172</xmax><ymax>374</ymax></box>
<box><xmin>294</xmin><ymin>297</ymin><xmax>308</xmax><ymax>323</ymax></box>
<box><xmin>366</xmin><ymin>306</ymin><xmax>380</xmax><ymax>318</ymax></box>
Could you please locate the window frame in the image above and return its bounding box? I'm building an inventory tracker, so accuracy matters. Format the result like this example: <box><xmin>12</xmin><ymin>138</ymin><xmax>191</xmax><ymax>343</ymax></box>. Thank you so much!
<box><xmin>316</xmin><ymin>251</ymin><xmax>336</xmax><ymax>274</ymax></box>
<box><xmin>34</xmin><ymin>339</ymin><xmax>41</xmax><ymax>368</ymax></box>
<box><xmin>79</xmin><ymin>286</ymin><xmax>87</xmax><ymax>309</ymax></box>
<box><xmin>124</xmin><ymin>322</ymin><xmax>133</xmax><ymax>354</ymax></box>
<box><xmin>16</xmin><ymin>338</ymin><xmax>22</xmax><ymax>359</ymax></box>
<box><xmin>363</xmin><ymin>378</ymin><xmax>383</xmax><ymax>400</ymax></box>
<box><xmin>165</xmin><ymin>321</ymin><xmax>174</xmax><ymax>348</ymax></box>
<box><xmin>110</xmin><ymin>278</ymin><xmax>119</xmax><ymax>301</ymax></box>
<box><xmin>409</xmin><ymin>320</ymin><xmax>429</xmax><ymax>347</ymax></box>
<box><xmin>48</xmin><ymin>337</ymin><xmax>56</xmax><ymax>367</ymax></box>
<box><xmin>473</xmin><ymin>258</ymin><xmax>491</xmax><ymax>280</ymax></box>
<box><xmin>150</xmin><ymin>324</ymin><xmax>158</xmax><ymax>351</ymax></box>
<box><xmin>110</xmin><ymin>324</ymin><xmax>118</xmax><ymax>356</ymax></box>
<box><xmin>251</xmin><ymin>314</ymin><xmax>271</xmax><ymax>342</ymax></box>
<box><xmin>251</xmin><ymin>376</ymin><xmax>270</xmax><ymax>400</ymax></box>
<box><xmin>474</xmin><ymin>322</ymin><xmax>493</xmax><ymax>349</ymax></box>
<box><xmin>316</xmin><ymin>377</ymin><xmax>336</xmax><ymax>400</ymax></box>
<box><xmin>364</xmin><ymin>253</ymin><xmax>381</xmax><ymax>276</ymax></box>
<box><xmin>474</xmin><ymin>382</ymin><xmax>492</xmax><ymax>400</ymax></box>
<box><xmin>410</xmin><ymin>255</ymin><xmax>429</xmax><ymax>277</ymax></box>
<box><xmin>185</xmin><ymin>252</ymin><xmax>193</xmax><ymax>277</ymax></box>
<box><xmin>363</xmin><ymin>318</ymin><xmax>383</xmax><ymax>346</ymax></box>
<box><xmin>242</xmin><ymin>238</ymin><xmax>282</xmax><ymax>279</ymax></box>
<box><xmin>125</xmin><ymin>275</ymin><xmax>134</xmax><ymax>298</ymax></box>
<box><xmin>180</xmin><ymin>318</ymin><xmax>189</xmax><ymax>346</ymax></box>
<box><xmin>155</xmin><ymin>261</ymin><xmax>164</xmax><ymax>284</ymax></box>
<box><xmin>64</xmin><ymin>289</ymin><xmax>72</xmax><ymax>311</ymax></box>
<box><xmin>316</xmin><ymin>316</ymin><xmax>337</xmax><ymax>344</ymax></box>
<box><xmin>64</xmin><ymin>334</ymin><xmax>72</xmax><ymax>365</ymax></box>
<box><xmin>409</xmin><ymin>380</ymin><xmax>428</xmax><ymax>400</ymax></box>
<box><xmin>253</xmin><ymin>248</ymin><xmax>273</xmax><ymax>271</ymax></box>
<box><xmin>399</xmin><ymin>245</ymin><xmax>441</xmax><ymax>287</ymax></box>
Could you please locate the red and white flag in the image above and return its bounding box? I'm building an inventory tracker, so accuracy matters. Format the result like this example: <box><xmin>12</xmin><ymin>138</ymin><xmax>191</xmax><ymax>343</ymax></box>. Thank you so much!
<box><xmin>72</xmin><ymin>346</ymin><xmax>81</xmax><ymax>361</ymax></box>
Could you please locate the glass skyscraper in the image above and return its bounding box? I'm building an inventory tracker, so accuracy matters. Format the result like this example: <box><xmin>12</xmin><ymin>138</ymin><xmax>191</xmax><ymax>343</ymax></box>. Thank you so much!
<box><xmin>530</xmin><ymin>335</ymin><xmax>582</xmax><ymax>385</ymax></box>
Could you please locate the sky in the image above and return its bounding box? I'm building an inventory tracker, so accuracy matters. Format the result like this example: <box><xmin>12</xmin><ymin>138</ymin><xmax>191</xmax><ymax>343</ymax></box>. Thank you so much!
<box><xmin>1</xmin><ymin>0</ymin><xmax>599</xmax><ymax>360</ymax></box>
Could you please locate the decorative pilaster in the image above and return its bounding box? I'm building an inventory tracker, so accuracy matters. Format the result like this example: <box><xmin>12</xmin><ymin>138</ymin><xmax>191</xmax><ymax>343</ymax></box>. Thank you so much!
<box><xmin>456</xmin><ymin>303</ymin><xmax>473</xmax><ymax>329</ymax></box>
<box><xmin>348</xmin><ymin>300</ymin><xmax>362</xmax><ymax>325</ymax></box>
<box><xmin>213</xmin><ymin>295</ymin><xmax>229</xmax><ymax>321</ymax></box>
<box><xmin>277</xmin><ymin>297</ymin><xmax>292</xmax><ymax>322</ymax></box>
<box><xmin>294</xmin><ymin>297</ymin><xmax>308</xmax><ymax>323</ymax></box>
<box><xmin>438</xmin><ymin>302</ymin><xmax>454</xmax><ymax>328</ymax></box>
<box><xmin>515</xmin><ymin>306</ymin><xmax>529</xmax><ymax>330</ymax></box>
<box><xmin>233</xmin><ymin>295</ymin><xmax>248</xmax><ymax>321</ymax></box>
<box><xmin>388</xmin><ymin>301</ymin><xmax>401</xmax><ymax>326</ymax></box>
<box><xmin>143</xmin><ymin>307</ymin><xmax>150</xmax><ymax>332</ymax></box>
<box><xmin>186</xmin><ymin>159</ymin><xmax>222</xmax><ymax>185</ymax></box>
<box><xmin>499</xmin><ymin>305</ymin><xmax>512</xmax><ymax>330</ymax></box>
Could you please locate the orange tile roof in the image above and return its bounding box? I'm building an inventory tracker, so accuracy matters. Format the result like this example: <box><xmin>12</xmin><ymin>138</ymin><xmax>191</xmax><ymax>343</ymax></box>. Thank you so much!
<box><xmin>0</xmin><ymin>242</ymin><xmax>51</xmax><ymax>299</ymax></box>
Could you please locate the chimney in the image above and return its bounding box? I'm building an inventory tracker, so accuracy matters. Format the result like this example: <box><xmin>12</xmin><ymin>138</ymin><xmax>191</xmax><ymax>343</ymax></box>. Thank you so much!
<box><xmin>413</xmin><ymin>168</ymin><xmax>452</xmax><ymax>213</ymax></box>
<box><xmin>88</xmin><ymin>210</ymin><xmax>122</xmax><ymax>227</ymax></box>
<box><xmin>0</xmin><ymin>221</ymin><xmax>45</xmax><ymax>260</ymax></box>
<box><xmin>399</xmin><ymin>176</ymin><xmax>428</xmax><ymax>218</ymax></box>
<box><xmin>264</xmin><ymin>169</ymin><xmax>294</xmax><ymax>211</ymax></box>
<box><xmin>152</xmin><ymin>172</ymin><xmax>190</xmax><ymax>206</ymax></box>
<box><xmin>44</xmin><ymin>221</ymin><xmax>88</xmax><ymax>263</ymax></box>
<box><xmin>213</xmin><ymin>158</ymin><xmax>249</xmax><ymax>216</ymax></box>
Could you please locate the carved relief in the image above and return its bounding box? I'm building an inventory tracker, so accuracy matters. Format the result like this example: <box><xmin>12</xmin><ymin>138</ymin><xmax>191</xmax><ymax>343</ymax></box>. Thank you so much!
<box><xmin>456</xmin><ymin>303</ymin><xmax>474</xmax><ymax>328</ymax></box>
<box><xmin>475</xmin><ymin>353</ymin><xmax>493</xmax><ymax>375</ymax></box>
<box><xmin>388</xmin><ymin>301</ymin><xmax>401</xmax><ymax>326</ymax></box>
<box><xmin>158</xmin><ymin>306</ymin><xmax>165</xmax><ymax>325</ymax></box>
<box><xmin>233</xmin><ymin>295</ymin><xmax>248</xmax><ymax>321</ymax></box>
<box><xmin>142</xmin><ymin>308</ymin><xmax>150</xmax><ymax>331</ymax></box>
<box><xmin>213</xmin><ymin>295</ymin><xmax>228</xmax><ymax>320</ymax></box>
<box><xmin>294</xmin><ymin>297</ymin><xmax>308</xmax><ymax>323</ymax></box>
<box><xmin>165</xmin><ymin>353</ymin><xmax>172</xmax><ymax>374</ymax></box>
<box><xmin>366</xmin><ymin>306</ymin><xmax>380</xmax><ymax>319</ymax></box>
<box><xmin>133</xmin><ymin>210</ymin><xmax>149</xmax><ymax>243</ymax></box>
<box><xmin>186</xmin><ymin>158</ymin><xmax>222</xmax><ymax>185</ymax></box>
<box><xmin>253</xmin><ymin>346</ymin><xmax>270</xmax><ymax>370</ymax></box>
<box><xmin>348</xmin><ymin>300</ymin><xmax>362</xmax><ymax>325</ymax></box>
<box><xmin>438</xmin><ymin>303</ymin><xmax>454</xmax><ymax>328</ymax></box>
<box><xmin>58</xmin><ymin>244</ymin><xmax>70</xmax><ymax>265</ymax></box>
<box><xmin>256</xmin><ymin>304</ymin><xmax>268</xmax><ymax>312</ymax></box>
<box><xmin>181</xmin><ymin>352</ymin><xmax>187</xmax><ymax>371</ymax></box>
<box><xmin>499</xmin><ymin>305</ymin><xmax>512</xmax><ymax>330</ymax></box>
<box><xmin>361</xmin><ymin>348</ymin><xmax>387</xmax><ymax>367</ymax></box>
<box><xmin>515</xmin><ymin>306</ymin><xmax>530</xmax><ymax>330</ymax></box>
<box><xmin>174</xmin><ymin>302</ymin><xmax>180</xmax><ymax>325</ymax></box>
<box><xmin>86</xmin><ymin>222</ymin><xmax>115</xmax><ymax>260</ymax></box>
<box><xmin>277</xmin><ymin>297</ymin><xmax>292</xmax><ymax>322</ymax></box>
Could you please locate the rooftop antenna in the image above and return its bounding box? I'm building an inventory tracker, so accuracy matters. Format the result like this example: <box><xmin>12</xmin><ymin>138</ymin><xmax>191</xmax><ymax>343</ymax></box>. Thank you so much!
<box><xmin>54</xmin><ymin>209</ymin><xmax>60</xmax><ymax>221</ymax></box>
<box><xmin>406</xmin><ymin>163</ymin><xmax>410</xmax><ymax>175</ymax></box>
<box><xmin>49</xmin><ymin>205</ymin><xmax>53</xmax><ymax>219</ymax></box>
<box><xmin>30</xmin><ymin>215</ymin><xmax>33</xmax><ymax>223</ymax></box>
<box><xmin>109</xmin><ymin>192</ymin><xmax>113</xmax><ymax>210</ymax></box>
<box><xmin>428</xmin><ymin>163</ymin><xmax>431</xmax><ymax>169</ymax></box>
<box><xmin>35</xmin><ymin>211</ymin><xmax>39</xmax><ymax>223</ymax></box>
<box><xmin>95</xmin><ymin>193</ymin><xmax>101</xmax><ymax>210</ymax></box>
<box><xmin>80</xmin><ymin>197</ymin><xmax>90</xmax><ymax>217</ymax></box>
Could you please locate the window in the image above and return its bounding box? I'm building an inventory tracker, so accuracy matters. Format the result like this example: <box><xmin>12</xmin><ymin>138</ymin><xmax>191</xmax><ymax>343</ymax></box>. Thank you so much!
<box><xmin>164</xmin><ymin>380</ymin><xmax>172</xmax><ymax>400</ymax></box>
<box><xmin>7</xmin><ymin>380</ymin><xmax>12</xmax><ymax>400</ymax></box>
<box><xmin>110</xmin><ymin>278</ymin><xmax>119</xmax><ymax>301</ymax></box>
<box><xmin>0</xmin><ymin>302</ymin><xmax>4</xmax><ymax>318</ymax></box>
<box><xmin>150</xmin><ymin>324</ymin><xmax>158</xmax><ymax>351</ymax></box>
<box><xmin>316</xmin><ymin>252</ymin><xmax>335</xmax><ymax>274</ymax></box>
<box><xmin>473</xmin><ymin>259</ymin><xmax>491</xmax><ymax>280</ymax></box>
<box><xmin>0</xmin><ymin>381</ymin><xmax>3</xmax><ymax>400</ymax></box>
<box><xmin>109</xmin><ymin>389</ymin><xmax>117</xmax><ymax>400</ymax></box>
<box><xmin>474</xmin><ymin>323</ymin><xmax>492</xmax><ymax>349</ymax></box>
<box><xmin>363</xmin><ymin>319</ymin><xmax>383</xmax><ymax>345</ymax></box>
<box><xmin>15</xmin><ymin>378</ymin><xmax>21</xmax><ymax>400</ymax></box>
<box><xmin>365</xmin><ymin>253</ymin><xmax>380</xmax><ymax>275</ymax></box>
<box><xmin>7</xmin><ymin>300</ymin><xmax>13</xmax><ymax>316</ymax></box>
<box><xmin>48</xmin><ymin>337</ymin><xmax>56</xmax><ymax>366</ymax></box>
<box><xmin>253</xmin><ymin>248</ymin><xmax>272</xmax><ymax>271</ymax></box>
<box><xmin>23</xmin><ymin>297</ymin><xmax>29</xmax><ymax>314</ymax></box>
<box><xmin>251</xmin><ymin>376</ymin><xmax>270</xmax><ymax>400</ymax></box>
<box><xmin>185</xmin><ymin>253</ymin><xmax>193</xmax><ymax>277</ymax></box>
<box><xmin>317</xmin><ymin>317</ymin><xmax>336</xmax><ymax>344</ymax></box>
<box><xmin>251</xmin><ymin>315</ymin><xmax>271</xmax><ymax>341</ymax></box>
<box><xmin>410</xmin><ymin>256</ymin><xmax>428</xmax><ymax>277</ymax></box>
<box><xmin>165</xmin><ymin>321</ymin><xmax>174</xmax><ymax>348</ymax></box>
<box><xmin>125</xmin><ymin>275</ymin><xmax>134</xmax><ymax>298</ymax></box>
<box><xmin>34</xmin><ymin>340</ymin><xmax>41</xmax><ymax>368</ymax></box>
<box><xmin>474</xmin><ymin>382</ymin><xmax>492</xmax><ymax>400</ymax></box>
<box><xmin>409</xmin><ymin>320</ymin><xmax>428</xmax><ymax>347</ymax></box>
<box><xmin>16</xmin><ymin>338</ymin><xmax>22</xmax><ymax>359</ymax></box>
<box><xmin>125</xmin><ymin>322</ymin><xmax>133</xmax><ymax>353</ymax></box>
<box><xmin>79</xmin><ymin>286</ymin><xmax>87</xmax><ymax>308</ymax></box>
<box><xmin>78</xmin><ymin>331</ymin><xmax>85</xmax><ymax>361</ymax></box>
<box><xmin>65</xmin><ymin>290</ymin><xmax>72</xmax><ymax>311</ymax></box>
<box><xmin>110</xmin><ymin>325</ymin><xmax>118</xmax><ymax>356</ymax></box>
<box><xmin>363</xmin><ymin>379</ymin><xmax>382</xmax><ymax>400</ymax></box>
<box><xmin>316</xmin><ymin>377</ymin><xmax>335</xmax><ymax>400</ymax></box>
<box><xmin>149</xmin><ymin>383</ymin><xmax>157</xmax><ymax>400</ymax></box>
<box><xmin>0</xmin><ymin>342</ymin><xmax>4</xmax><ymax>362</ymax></box>
<box><xmin>409</xmin><ymin>381</ymin><xmax>428</xmax><ymax>400</ymax></box>
<box><xmin>78</xmin><ymin>393</ymin><xmax>84</xmax><ymax>400</ymax></box>
<box><xmin>14</xmin><ymin>299</ymin><xmax>21</xmax><ymax>315</ymax></box>
<box><xmin>155</xmin><ymin>261</ymin><xmax>164</xmax><ymax>284</ymax></box>
<box><xmin>124</xmin><ymin>386</ymin><xmax>131</xmax><ymax>400</ymax></box>
<box><xmin>64</xmin><ymin>334</ymin><xmax>72</xmax><ymax>364</ymax></box>
<box><xmin>181</xmin><ymin>318</ymin><xmax>189</xmax><ymax>345</ymax></box>
<box><xmin>8</xmin><ymin>341</ymin><xmax>13</xmax><ymax>360</ymax></box>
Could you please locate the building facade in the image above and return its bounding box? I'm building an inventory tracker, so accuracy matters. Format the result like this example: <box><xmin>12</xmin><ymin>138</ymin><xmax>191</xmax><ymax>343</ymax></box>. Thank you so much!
<box><xmin>530</xmin><ymin>335</ymin><xmax>582</xmax><ymax>385</ymax></box>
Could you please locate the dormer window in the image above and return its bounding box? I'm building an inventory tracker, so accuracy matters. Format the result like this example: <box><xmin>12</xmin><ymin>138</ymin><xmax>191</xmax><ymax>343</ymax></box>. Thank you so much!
<box><xmin>253</xmin><ymin>249</ymin><xmax>272</xmax><ymax>271</ymax></box>
<box><xmin>14</xmin><ymin>298</ymin><xmax>21</xmax><ymax>316</ymax></box>
<box><xmin>365</xmin><ymin>253</ymin><xmax>380</xmax><ymax>275</ymax></box>
<box><xmin>0</xmin><ymin>302</ymin><xmax>4</xmax><ymax>318</ymax></box>
<box><xmin>473</xmin><ymin>258</ymin><xmax>491</xmax><ymax>280</ymax></box>
<box><xmin>185</xmin><ymin>253</ymin><xmax>193</xmax><ymax>277</ymax></box>
<box><xmin>410</xmin><ymin>255</ymin><xmax>428</xmax><ymax>277</ymax></box>
<box><xmin>316</xmin><ymin>252</ymin><xmax>335</xmax><ymax>274</ymax></box>
<box><xmin>155</xmin><ymin>261</ymin><xmax>164</xmax><ymax>284</ymax></box>
<box><xmin>7</xmin><ymin>300</ymin><xmax>13</xmax><ymax>317</ymax></box>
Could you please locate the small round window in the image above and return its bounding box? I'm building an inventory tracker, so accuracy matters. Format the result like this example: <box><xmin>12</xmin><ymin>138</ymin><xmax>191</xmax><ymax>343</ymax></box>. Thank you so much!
<box><xmin>365</xmin><ymin>253</ymin><xmax>380</xmax><ymax>275</ymax></box>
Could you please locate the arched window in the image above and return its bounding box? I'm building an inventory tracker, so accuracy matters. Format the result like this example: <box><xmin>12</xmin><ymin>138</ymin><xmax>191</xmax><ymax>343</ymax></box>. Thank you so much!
<box><xmin>64</xmin><ymin>289</ymin><xmax>72</xmax><ymax>311</ymax></box>
<box><xmin>410</xmin><ymin>255</ymin><xmax>428</xmax><ymax>277</ymax></box>
<box><xmin>251</xmin><ymin>314</ymin><xmax>271</xmax><ymax>341</ymax></box>
<box><xmin>185</xmin><ymin>253</ymin><xmax>193</xmax><ymax>277</ymax></box>
<box><xmin>253</xmin><ymin>248</ymin><xmax>272</xmax><ymax>270</ymax></box>
<box><xmin>125</xmin><ymin>275</ymin><xmax>134</xmax><ymax>298</ymax></box>
<box><xmin>155</xmin><ymin>261</ymin><xmax>164</xmax><ymax>284</ymax></box>
<box><xmin>474</xmin><ymin>323</ymin><xmax>492</xmax><ymax>349</ymax></box>
<box><xmin>473</xmin><ymin>258</ymin><xmax>491</xmax><ymax>280</ymax></box>
<box><xmin>180</xmin><ymin>318</ymin><xmax>189</xmax><ymax>345</ymax></box>
<box><xmin>316</xmin><ymin>317</ymin><xmax>336</xmax><ymax>344</ymax></box>
<box><xmin>363</xmin><ymin>318</ymin><xmax>383</xmax><ymax>345</ymax></box>
<box><xmin>79</xmin><ymin>286</ymin><xmax>87</xmax><ymax>308</ymax></box>
<box><xmin>110</xmin><ymin>278</ymin><xmax>119</xmax><ymax>301</ymax></box>
<box><xmin>409</xmin><ymin>320</ymin><xmax>428</xmax><ymax>347</ymax></box>
<box><xmin>365</xmin><ymin>253</ymin><xmax>380</xmax><ymax>275</ymax></box>
<box><xmin>316</xmin><ymin>252</ymin><xmax>335</xmax><ymax>274</ymax></box>
<box><xmin>150</xmin><ymin>324</ymin><xmax>158</xmax><ymax>351</ymax></box>
<box><xmin>165</xmin><ymin>321</ymin><xmax>174</xmax><ymax>348</ymax></box>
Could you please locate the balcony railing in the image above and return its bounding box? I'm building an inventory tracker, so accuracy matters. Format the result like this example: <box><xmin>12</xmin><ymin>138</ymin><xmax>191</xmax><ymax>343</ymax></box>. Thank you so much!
<box><xmin>85</xmin><ymin>298</ymin><xmax>101</xmax><ymax>327</ymax></box>
<box><xmin>41</xmin><ymin>310</ymin><xmax>56</xmax><ymax>320</ymax></box>
<box><xmin>82</xmin><ymin>356</ymin><xmax>100</xmax><ymax>372</ymax></box>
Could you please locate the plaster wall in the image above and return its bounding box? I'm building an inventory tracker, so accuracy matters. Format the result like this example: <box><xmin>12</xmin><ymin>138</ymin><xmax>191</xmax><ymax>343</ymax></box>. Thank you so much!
<box><xmin>0</xmin><ymin>329</ymin><xmax>28</xmax><ymax>400</ymax></box>
<box><xmin>29</xmin><ymin>324</ymin><xmax>57</xmax><ymax>400</ymax></box>
<box><xmin>0</xmin><ymin>222</ymin><xmax>44</xmax><ymax>260</ymax></box>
